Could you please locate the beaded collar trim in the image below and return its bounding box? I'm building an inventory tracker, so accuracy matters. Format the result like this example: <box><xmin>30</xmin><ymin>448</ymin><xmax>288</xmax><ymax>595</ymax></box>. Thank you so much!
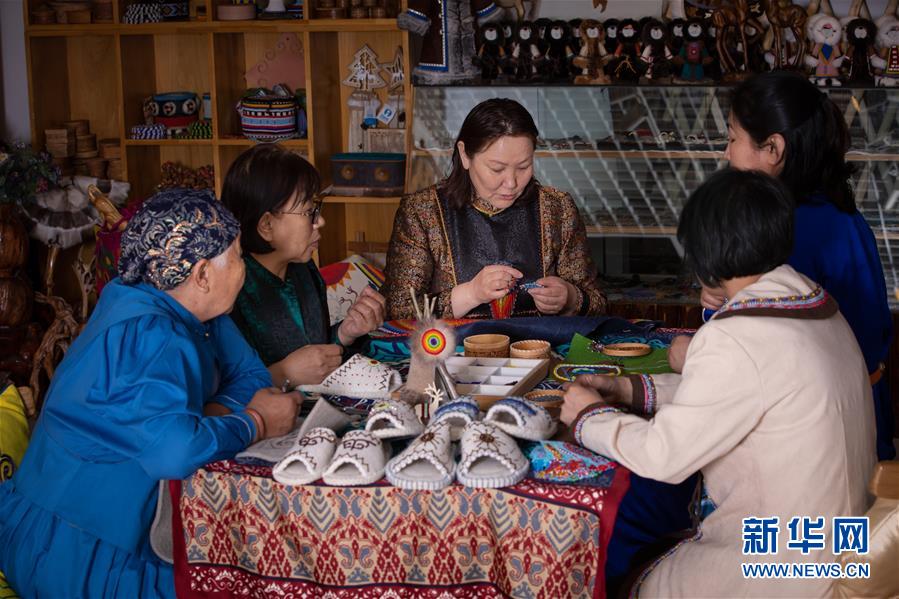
<box><xmin>713</xmin><ymin>286</ymin><xmax>830</xmax><ymax>319</ymax></box>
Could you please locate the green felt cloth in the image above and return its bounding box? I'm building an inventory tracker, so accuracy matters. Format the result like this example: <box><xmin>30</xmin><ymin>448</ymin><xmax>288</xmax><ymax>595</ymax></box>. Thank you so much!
<box><xmin>563</xmin><ymin>333</ymin><xmax>673</xmax><ymax>375</ymax></box>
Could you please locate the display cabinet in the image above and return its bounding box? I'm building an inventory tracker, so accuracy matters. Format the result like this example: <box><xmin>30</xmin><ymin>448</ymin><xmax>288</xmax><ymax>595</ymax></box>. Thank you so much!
<box><xmin>409</xmin><ymin>84</ymin><xmax>899</xmax><ymax>308</ymax></box>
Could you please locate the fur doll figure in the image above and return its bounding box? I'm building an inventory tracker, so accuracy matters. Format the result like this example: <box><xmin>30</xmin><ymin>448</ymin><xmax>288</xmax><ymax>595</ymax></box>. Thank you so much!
<box><xmin>640</xmin><ymin>18</ymin><xmax>674</xmax><ymax>82</ymax></box>
<box><xmin>512</xmin><ymin>20</ymin><xmax>543</xmax><ymax>82</ymax></box>
<box><xmin>475</xmin><ymin>23</ymin><xmax>506</xmax><ymax>81</ymax></box>
<box><xmin>569</xmin><ymin>18</ymin><xmax>583</xmax><ymax>53</ymax></box>
<box><xmin>499</xmin><ymin>20</ymin><xmax>517</xmax><ymax>76</ymax></box>
<box><xmin>546</xmin><ymin>20</ymin><xmax>576</xmax><ymax>80</ymax></box>
<box><xmin>844</xmin><ymin>17</ymin><xmax>877</xmax><ymax>85</ymax></box>
<box><xmin>675</xmin><ymin>18</ymin><xmax>711</xmax><ymax>82</ymax></box>
<box><xmin>805</xmin><ymin>14</ymin><xmax>845</xmax><ymax>86</ymax></box>
<box><xmin>703</xmin><ymin>19</ymin><xmax>722</xmax><ymax>80</ymax></box>
<box><xmin>610</xmin><ymin>18</ymin><xmax>642</xmax><ymax>82</ymax></box>
<box><xmin>398</xmin><ymin>0</ymin><xmax>501</xmax><ymax>85</ymax></box>
<box><xmin>573</xmin><ymin>19</ymin><xmax>610</xmax><ymax>84</ymax></box>
<box><xmin>534</xmin><ymin>17</ymin><xmax>553</xmax><ymax>53</ymax></box>
<box><xmin>871</xmin><ymin>16</ymin><xmax>899</xmax><ymax>86</ymax></box>
<box><xmin>603</xmin><ymin>18</ymin><xmax>620</xmax><ymax>54</ymax></box>
<box><xmin>669</xmin><ymin>17</ymin><xmax>687</xmax><ymax>55</ymax></box>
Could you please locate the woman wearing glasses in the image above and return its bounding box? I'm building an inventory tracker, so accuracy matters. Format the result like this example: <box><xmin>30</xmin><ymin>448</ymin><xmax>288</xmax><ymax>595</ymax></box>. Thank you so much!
<box><xmin>222</xmin><ymin>144</ymin><xmax>385</xmax><ymax>387</ymax></box>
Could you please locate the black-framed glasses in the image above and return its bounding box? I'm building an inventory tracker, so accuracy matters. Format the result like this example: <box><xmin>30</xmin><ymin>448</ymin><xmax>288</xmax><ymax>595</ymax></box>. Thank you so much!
<box><xmin>278</xmin><ymin>196</ymin><xmax>323</xmax><ymax>222</ymax></box>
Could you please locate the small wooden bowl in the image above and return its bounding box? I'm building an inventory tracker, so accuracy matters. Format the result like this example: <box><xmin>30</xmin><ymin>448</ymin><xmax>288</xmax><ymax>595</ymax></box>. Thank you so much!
<box><xmin>463</xmin><ymin>334</ymin><xmax>510</xmax><ymax>358</ymax></box>
<box><xmin>510</xmin><ymin>339</ymin><xmax>551</xmax><ymax>359</ymax></box>
<box><xmin>524</xmin><ymin>388</ymin><xmax>564</xmax><ymax>408</ymax></box>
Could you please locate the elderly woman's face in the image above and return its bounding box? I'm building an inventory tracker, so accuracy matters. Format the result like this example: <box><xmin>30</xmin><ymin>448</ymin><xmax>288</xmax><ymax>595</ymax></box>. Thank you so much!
<box><xmin>459</xmin><ymin>135</ymin><xmax>535</xmax><ymax>211</ymax></box>
<box><xmin>266</xmin><ymin>189</ymin><xmax>324</xmax><ymax>263</ymax></box>
<box><xmin>211</xmin><ymin>237</ymin><xmax>246</xmax><ymax>315</ymax></box>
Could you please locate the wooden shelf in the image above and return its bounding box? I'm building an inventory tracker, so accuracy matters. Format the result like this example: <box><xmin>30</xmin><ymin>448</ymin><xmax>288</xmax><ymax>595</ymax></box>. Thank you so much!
<box><xmin>124</xmin><ymin>139</ymin><xmax>213</xmax><ymax>146</ymax></box>
<box><xmin>25</xmin><ymin>19</ymin><xmax>398</xmax><ymax>37</ymax></box>
<box><xmin>217</xmin><ymin>137</ymin><xmax>308</xmax><ymax>148</ymax></box>
<box><xmin>413</xmin><ymin>148</ymin><xmax>899</xmax><ymax>162</ymax></box>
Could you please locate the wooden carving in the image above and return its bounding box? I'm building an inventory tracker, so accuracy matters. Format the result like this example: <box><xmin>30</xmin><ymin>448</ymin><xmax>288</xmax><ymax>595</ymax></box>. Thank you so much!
<box><xmin>764</xmin><ymin>0</ymin><xmax>807</xmax><ymax>70</ymax></box>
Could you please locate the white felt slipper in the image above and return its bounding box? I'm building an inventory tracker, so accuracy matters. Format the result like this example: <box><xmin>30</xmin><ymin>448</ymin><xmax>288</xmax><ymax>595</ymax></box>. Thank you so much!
<box><xmin>456</xmin><ymin>421</ymin><xmax>530</xmax><ymax>489</ymax></box>
<box><xmin>236</xmin><ymin>424</ymin><xmax>303</xmax><ymax>464</ymax></box>
<box><xmin>300</xmin><ymin>354</ymin><xmax>402</xmax><ymax>399</ymax></box>
<box><xmin>272</xmin><ymin>427</ymin><xmax>338</xmax><ymax>486</ymax></box>
<box><xmin>365</xmin><ymin>399</ymin><xmax>424</xmax><ymax>440</ymax></box>
<box><xmin>429</xmin><ymin>396</ymin><xmax>481</xmax><ymax>441</ymax></box>
<box><xmin>385</xmin><ymin>421</ymin><xmax>455</xmax><ymax>491</ymax></box>
<box><xmin>322</xmin><ymin>430</ymin><xmax>390</xmax><ymax>486</ymax></box>
<box><xmin>483</xmin><ymin>397</ymin><xmax>557</xmax><ymax>441</ymax></box>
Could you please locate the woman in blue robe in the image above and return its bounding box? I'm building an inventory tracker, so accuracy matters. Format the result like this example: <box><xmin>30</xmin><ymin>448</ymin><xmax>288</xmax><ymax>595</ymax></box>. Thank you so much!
<box><xmin>0</xmin><ymin>189</ymin><xmax>299</xmax><ymax>598</ymax></box>
<box><xmin>718</xmin><ymin>71</ymin><xmax>894</xmax><ymax>460</ymax></box>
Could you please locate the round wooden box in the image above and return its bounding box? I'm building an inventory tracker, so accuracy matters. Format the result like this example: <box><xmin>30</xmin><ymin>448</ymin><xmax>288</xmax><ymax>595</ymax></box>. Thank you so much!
<box><xmin>510</xmin><ymin>339</ymin><xmax>551</xmax><ymax>359</ymax></box>
<box><xmin>463</xmin><ymin>334</ymin><xmax>510</xmax><ymax>358</ymax></box>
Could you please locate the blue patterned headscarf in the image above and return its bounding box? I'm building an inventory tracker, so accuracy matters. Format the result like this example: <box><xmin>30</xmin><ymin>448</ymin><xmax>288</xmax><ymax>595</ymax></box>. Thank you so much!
<box><xmin>118</xmin><ymin>188</ymin><xmax>241</xmax><ymax>291</ymax></box>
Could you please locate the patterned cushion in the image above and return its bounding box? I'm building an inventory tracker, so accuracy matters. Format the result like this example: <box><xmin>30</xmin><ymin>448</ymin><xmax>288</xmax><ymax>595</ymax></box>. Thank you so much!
<box><xmin>0</xmin><ymin>383</ymin><xmax>28</xmax><ymax>599</ymax></box>
<box><xmin>319</xmin><ymin>255</ymin><xmax>385</xmax><ymax>326</ymax></box>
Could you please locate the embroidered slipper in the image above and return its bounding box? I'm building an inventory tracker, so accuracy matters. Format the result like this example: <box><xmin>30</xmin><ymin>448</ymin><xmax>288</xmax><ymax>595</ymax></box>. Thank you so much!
<box><xmin>385</xmin><ymin>421</ymin><xmax>455</xmax><ymax>490</ymax></box>
<box><xmin>236</xmin><ymin>424</ymin><xmax>303</xmax><ymax>464</ymax></box>
<box><xmin>272</xmin><ymin>427</ymin><xmax>338</xmax><ymax>486</ymax></box>
<box><xmin>430</xmin><ymin>396</ymin><xmax>481</xmax><ymax>441</ymax></box>
<box><xmin>364</xmin><ymin>399</ymin><xmax>424</xmax><ymax>440</ymax></box>
<box><xmin>296</xmin><ymin>398</ymin><xmax>354</xmax><ymax>439</ymax></box>
<box><xmin>322</xmin><ymin>430</ymin><xmax>391</xmax><ymax>486</ymax></box>
<box><xmin>483</xmin><ymin>397</ymin><xmax>557</xmax><ymax>441</ymax></box>
<box><xmin>456</xmin><ymin>421</ymin><xmax>530</xmax><ymax>489</ymax></box>
<box><xmin>300</xmin><ymin>354</ymin><xmax>402</xmax><ymax>399</ymax></box>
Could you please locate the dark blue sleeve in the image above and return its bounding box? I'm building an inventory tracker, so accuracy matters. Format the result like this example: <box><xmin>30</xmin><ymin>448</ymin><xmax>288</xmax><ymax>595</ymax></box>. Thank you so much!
<box><xmin>790</xmin><ymin>206</ymin><xmax>893</xmax><ymax>371</ymax></box>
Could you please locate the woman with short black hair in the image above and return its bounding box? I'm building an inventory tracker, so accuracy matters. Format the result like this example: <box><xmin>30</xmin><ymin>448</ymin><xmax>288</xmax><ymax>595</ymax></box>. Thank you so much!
<box><xmin>716</xmin><ymin>71</ymin><xmax>894</xmax><ymax>460</ymax></box>
<box><xmin>222</xmin><ymin>144</ymin><xmax>386</xmax><ymax>388</ymax></box>
<box><xmin>562</xmin><ymin>169</ymin><xmax>876</xmax><ymax>598</ymax></box>
<box><xmin>384</xmin><ymin>98</ymin><xmax>606</xmax><ymax>319</ymax></box>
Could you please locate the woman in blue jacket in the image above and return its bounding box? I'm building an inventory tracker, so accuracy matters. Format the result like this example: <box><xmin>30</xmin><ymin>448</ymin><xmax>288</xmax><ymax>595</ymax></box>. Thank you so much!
<box><xmin>0</xmin><ymin>189</ymin><xmax>299</xmax><ymax>597</ymax></box>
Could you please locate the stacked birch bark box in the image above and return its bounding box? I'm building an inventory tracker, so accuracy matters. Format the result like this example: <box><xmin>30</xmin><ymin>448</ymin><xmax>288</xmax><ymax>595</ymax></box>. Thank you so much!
<box><xmin>44</xmin><ymin>120</ymin><xmax>121</xmax><ymax>181</ymax></box>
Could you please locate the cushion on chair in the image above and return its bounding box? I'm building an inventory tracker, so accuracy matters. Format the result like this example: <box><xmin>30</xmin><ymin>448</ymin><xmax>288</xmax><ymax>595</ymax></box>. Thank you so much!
<box><xmin>319</xmin><ymin>255</ymin><xmax>385</xmax><ymax>326</ymax></box>
<box><xmin>835</xmin><ymin>497</ymin><xmax>899</xmax><ymax>598</ymax></box>
<box><xmin>0</xmin><ymin>382</ymin><xmax>29</xmax><ymax>599</ymax></box>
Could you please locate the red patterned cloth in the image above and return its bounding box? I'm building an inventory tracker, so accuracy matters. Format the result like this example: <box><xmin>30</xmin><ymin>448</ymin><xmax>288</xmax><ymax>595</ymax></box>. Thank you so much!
<box><xmin>172</xmin><ymin>461</ymin><xmax>630</xmax><ymax>598</ymax></box>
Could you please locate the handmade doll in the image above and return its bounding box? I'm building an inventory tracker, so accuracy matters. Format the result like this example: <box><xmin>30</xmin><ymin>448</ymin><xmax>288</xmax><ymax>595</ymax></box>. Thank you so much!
<box><xmin>603</xmin><ymin>18</ymin><xmax>619</xmax><ymax>54</ymax></box>
<box><xmin>568</xmin><ymin>18</ymin><xmax>583</xmax><ymax>53</ymax></box>
<box><xmin>805</xmin><ymin>14</ymin><xmax>844</xmax><ymax>86</ymax></box>
<box><xmin>475</xmin><ymin>23</ymin><xmax>506</xmax><ymax>81</ymax></box>
<box><xmin>703</xmin><ymin>19</ymin><xmax>722</xmax><ymax>80</ymax></box>
<box><xmin>871</xmin><ymin>16</ymin><xmax>899</xmax><ymax>86</ymax></box>
<box><xmin>640</xmin><ymin>18</ymin><xmax>674</xmax><ymax>82</ymax></box>
<box><xmin>398</xmin><ymin>0</ymin><xmax>501</xmax><ymax>84</ymax></box>
<box><xmin>668</xmin><ymin>17</ymin><xmax>687</xmax><ymax>55</ymax></box>
<box><xmin>844</xmin><ymin>17</ymin><xmax>877</xmax><ymax>85</ymax></box>
<box><xmin>546</xmin><ymin>20</ymin><xmax>576</xmax><ymax>81</ymax></box>
<box><xmin>512</xmin><ymin>20</ymin><xmax>543</xmax><ymax>82</ymax></box>
<box><xmin>500</xmin><ymin>20</ymin><xmax>517</xmax><ymax>76</ymax></box>
<box><xmin>573</xmin><ymin>19</ymin><xmax>610</xmax><ymax>84</ymax></box>
<box><xmin>534</xmin><ymin>17</ymin><xmax>553</xmax><ymax>52</ymax></box>
<box><xmin>610</xmin><ymin>18</ymin><xmax>642</xmax><ymax>82</ymax></box>
<box><xmin>675</xmin><ymin>18</ymin><xmax>712</xmax><ymax>83</ymax></box>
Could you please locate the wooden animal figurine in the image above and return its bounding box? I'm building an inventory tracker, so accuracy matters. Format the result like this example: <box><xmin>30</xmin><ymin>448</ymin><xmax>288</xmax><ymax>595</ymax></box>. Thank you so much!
<box><xmin>87</xmin><ymin>184</ymin><xmax>126</xmax><ymax>232</ymax></box>
<box><xmin>475</xmin><ymin>22</ymin><xmax>506</xmax><ymax>81</ymax></box>
<box><xmin>494</xmin><ymin>0</ymin><xmax>524</xmax><ymax>21</ymax></box>
<box><xmin>805</xmin><ymin>14</ymin><xmax>844</xmax><ymax>86</ymax></box>
<box><xmin>711</xmin><ymin>0</ymin><xmax>764</xmax><ymax>80</ymax></box>
<box><xmin>872</xmin><ymin>16</ymin><xmax>899</xmax><ymax>86</ymax></box>
<box><xmin>545</xmin><ymin>20</ymin><xmax>576</xmax><ymax>81</ymax></box>
<box><xmin>640</xmin><ymin>18</ymin><xmax>674</xmax><ymax>82</ymax></box>
<box><xmin>573</xmin><ymin>19</ymin><xmax>610</xmax><ymax>84</ymax></box>
<box><xmin>764</xmin><ymin>0</ymin><xmax>807</xmax><ymax>70</ymax></box>
<box><xmin>399</xmin><ymin>291</ymin><xmax>458</xmax><ymax>406</ymax></box>
<box><xmin>610</xmin><ymin>18</ymin><xmax>642</xmax><ymax>82</ymax></box>
<box><xmin>844</xmin><ymin>17</ymin><xmax>877</xmax><ymax>84</ymax></box>
<box><xmin>675</xmin><ymin>18</ymin><xmax>712</xmax><ymax>83</ymax></box>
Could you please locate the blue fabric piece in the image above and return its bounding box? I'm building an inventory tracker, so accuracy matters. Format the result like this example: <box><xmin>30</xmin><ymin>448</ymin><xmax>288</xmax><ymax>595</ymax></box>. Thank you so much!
<box><xmin>790</xmin><ymin>194</ymin><xmax>894</xmax><ymax>460</ymax></box>
<box><xmin>454</xmin><ymin>315</ymin><xmax>611</xmax><ymax>346</ymax></box>
<box><xmin>0</xmin><ymin>278</ymin><xmax>271</xmax><ymax>598</ymax></box>
<box><xmin>606</xmin><ymin>473</ymin><xmax>699</xmax><ymax>589</ymax></box>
